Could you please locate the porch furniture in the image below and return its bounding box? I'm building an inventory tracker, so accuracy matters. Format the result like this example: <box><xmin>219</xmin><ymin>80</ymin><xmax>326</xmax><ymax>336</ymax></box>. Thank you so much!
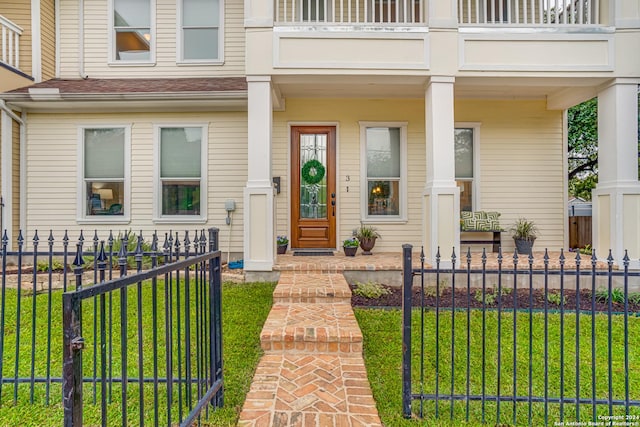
<box><xmin>460</xmin><ymin>211</ymin><xmax>503</xmax><ymax>253</ymax></box>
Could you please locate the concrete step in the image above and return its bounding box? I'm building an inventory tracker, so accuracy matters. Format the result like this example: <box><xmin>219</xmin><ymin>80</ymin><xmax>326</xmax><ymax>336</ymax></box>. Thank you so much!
<box><xmin>260</xmin><ymin>303</ymin><xmax>363</xmax><ymax>354</ymax></box>
<box><xmin>273</xmin><ymin>272</ymin><xmax>352</xmax><ymax>304</ymax></box>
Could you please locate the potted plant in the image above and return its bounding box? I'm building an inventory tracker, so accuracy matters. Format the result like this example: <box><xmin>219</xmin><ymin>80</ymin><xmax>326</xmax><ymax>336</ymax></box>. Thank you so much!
<box><xmin>353</xmin><ymin>224</ymin><xmax>381</xmax><ymax>255</ymax></box>
<box><xmin>343</xmin><ymin>237</ymin><xmax>359</xmax><ymax>257</ymax></box>
<box><xmin>509</xmin><ymin>218</ymin><xmax>538</xmax><ymax>255</ymax></box>
<box><xmin>276</xmin><ymin>235</ymin><xmax>289</xmax><ymax>255</ymax></box>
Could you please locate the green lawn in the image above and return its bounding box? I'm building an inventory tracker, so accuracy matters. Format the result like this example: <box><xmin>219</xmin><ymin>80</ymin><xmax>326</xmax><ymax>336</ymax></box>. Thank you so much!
<box><xmin>355</xmin><ymin>308</ymin><xmax>640</xmax><ymax>427</ymax></box>
<box><xmin>0</xmin><ymin>280</ymin><xmax>275</xmax><ymax>426</ymax></box>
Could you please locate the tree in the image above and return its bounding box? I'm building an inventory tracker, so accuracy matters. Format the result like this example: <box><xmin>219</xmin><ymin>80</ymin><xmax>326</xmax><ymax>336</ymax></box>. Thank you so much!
<box><xmin>567</xmin><ymin>91</ymin><xmax>640</xmax><ymax>201</ymax></box>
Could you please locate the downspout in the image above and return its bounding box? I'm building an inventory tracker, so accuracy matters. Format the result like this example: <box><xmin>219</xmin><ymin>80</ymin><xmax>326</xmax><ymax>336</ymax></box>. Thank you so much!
<box><xmin>19</xmin><ymin>111</ymin><xmax>26</xmax><ymax>234</ymax></box>
<box><xmin>0</xmin><ymin>101</ymin><xmax>25</xmax><ymax>247</ymax></box>
<box><xmin>78</xmin><ymin>0</ymin><xmax>88</xmax><ymax>79</ymax></box>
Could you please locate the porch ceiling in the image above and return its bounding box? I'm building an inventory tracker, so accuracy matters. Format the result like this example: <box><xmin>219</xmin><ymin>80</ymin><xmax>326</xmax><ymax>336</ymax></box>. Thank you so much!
<box><xmin>272</xmin><ymin>75</ymin><xmax>611</xmax><ymax>108</ymax></box>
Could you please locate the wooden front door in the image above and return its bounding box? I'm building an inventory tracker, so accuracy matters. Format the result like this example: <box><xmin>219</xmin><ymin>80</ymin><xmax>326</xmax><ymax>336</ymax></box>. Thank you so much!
<box><xmin>291</xmin><ymin>126</ymin><xmax>336</xmax><ymax>249</ymax></box>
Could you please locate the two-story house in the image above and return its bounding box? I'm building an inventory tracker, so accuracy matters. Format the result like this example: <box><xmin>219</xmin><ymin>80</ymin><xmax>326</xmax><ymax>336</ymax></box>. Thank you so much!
<box><xmin>0</xmin><ymin>0</ymin><xmax>638</xmax><ymax>274</ymax></box>
<box><xmin>1</xmin><ymin>0</ymin><xmax>56</xmax><ymax>247</ymax></box>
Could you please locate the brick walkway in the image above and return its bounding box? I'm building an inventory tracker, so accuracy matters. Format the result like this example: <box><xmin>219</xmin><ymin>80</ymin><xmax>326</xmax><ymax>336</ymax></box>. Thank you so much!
<box><xmin>237</xmin><ymin>270</ymin><xmax>383</xmax><ymax>427</ymax></box>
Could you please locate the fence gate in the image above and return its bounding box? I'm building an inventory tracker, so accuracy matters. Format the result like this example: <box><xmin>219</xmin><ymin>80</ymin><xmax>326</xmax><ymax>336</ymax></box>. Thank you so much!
<box><xmin>401</xmin><ymin>244</ymin><xmax>640</xmax><ymax>426</ymax></box>
<box><xmin>62</xmin><ymin>228</ymin><xmax>223</xmax><ymax>426</ymax></box>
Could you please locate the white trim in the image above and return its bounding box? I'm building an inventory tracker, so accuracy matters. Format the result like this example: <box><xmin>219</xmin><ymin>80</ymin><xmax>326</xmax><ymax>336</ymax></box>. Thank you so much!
<box><xmin>273</xmin><ymin>29</ymin><xmax>429</xmax><ymax>70</ymax></box>
<box><xmin>153</xmin><ymin>123</ymin><xmax>209</xmax><ymax>223</ymax></box>
<box><xmin>19</xmin><ymin>110</ymin><xmax>26</xmax><ymax>234</ymax></box>
<box><xmin>78</xmin><ymin>0</ymin><xmax>87</xmax><ymax>78</ymax></box>
<box><xmin>55</xmin><ymin>0</ymin><xmax>60</xmax><ymax>77</ymax></box>
<box><xmin>77</xmin><ymin>125</ymin><xmax>132</xmax><ymax>223</ymax></box>
<box><xmin>1</xmin><ymin>111</ymin><xmax>12</xmax><ymax>243</ymax></box>
<box><xmin>458</xmin><ymin>31</ymin><xmax>614</xmax><ymax>72</ymax></box>
<box><xmin>359</xmin><ymin>121</ymin><xmax>408</xmax><ymax>222</ymax></box>
<box><xmin>31</xmin><ymin>0</ymin><xmax>42</xmax><ymax>82</ymax></box>
<box><xmin>562</xmin><ymin>110</ymin><xmax>569</xmax><ymax>249</ymax></box>
<box><xmin>176</xmin><ymin>0</ymin><xmax>225</xmax><ymax>65</ymax></box>
<box><xmin>108</xmin><ymin>0</ymin><xmax>156</xmax><ymax>65</ymax></box>
<box><xmin>454</xmin><ymin>122</ymin><xmax>481</xmax><ymax>210</ymax></box>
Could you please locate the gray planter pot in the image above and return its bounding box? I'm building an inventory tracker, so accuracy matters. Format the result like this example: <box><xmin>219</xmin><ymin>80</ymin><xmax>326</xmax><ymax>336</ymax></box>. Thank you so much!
<box><xmin>514</xmin><ymin>238</ymin><xmax>535</xmax><ymax>255</ymax></box>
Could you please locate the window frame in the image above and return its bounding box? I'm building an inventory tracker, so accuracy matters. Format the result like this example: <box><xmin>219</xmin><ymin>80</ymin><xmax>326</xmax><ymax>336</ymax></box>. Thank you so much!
<box><xmin>109</xmin><ymin>0</ymin><xmax>156</xmax><ymax>65</ymax></box>
<box><xmin>153</xmin><ymin>124</ymin><xmax>208</xmax><ymax>223</ymax></box>
<box><xmin>177</xmin><ymin>0</ymin><xmax>224</xmax><ymax>64</ymax></box>
<box><xmin>77</xmin><ymin>125</ymin><xmax>131</xmax><ymax>224</ymax></box>
<box><xmin>359</xmin><ymin>121</ymin><xmax>408</xmax><ymax>222</ymax></box>
<box><xmin>455</xmin><ymin>122</ymin><xmax>481</xmax><ymax>212</ymax></box>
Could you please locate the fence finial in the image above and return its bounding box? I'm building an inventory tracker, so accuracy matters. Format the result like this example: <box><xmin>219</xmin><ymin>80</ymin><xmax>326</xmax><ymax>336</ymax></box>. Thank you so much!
<box><xmin>73</xmin><ymin>243</ymin><xmax>84</xmax><ymax>268</ymax></box>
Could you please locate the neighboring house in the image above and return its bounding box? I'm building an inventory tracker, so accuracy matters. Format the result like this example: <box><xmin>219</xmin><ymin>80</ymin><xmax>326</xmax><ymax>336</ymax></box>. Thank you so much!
<box><xmin>0</xmin><ymin>1</ymin><xmax>56</xmax><ymax>246</ymax></box>
<box><xmin>0</xmin><ymin>0</ymin><xmax>638</xmax><ymax>273</ymax></box>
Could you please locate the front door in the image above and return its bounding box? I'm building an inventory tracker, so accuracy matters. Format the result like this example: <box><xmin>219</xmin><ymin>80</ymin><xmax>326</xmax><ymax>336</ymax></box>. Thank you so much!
<box><xmin>291</xmin><ymin>126</ymin><xmax>336</xmax><ymax>249</ymax></box>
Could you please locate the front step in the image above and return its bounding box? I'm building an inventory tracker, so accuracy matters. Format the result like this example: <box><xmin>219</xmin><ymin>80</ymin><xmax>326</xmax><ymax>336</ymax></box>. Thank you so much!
<box><xmin>260</xmin><ymin>303</ymin><xmax>363</xmax><ymax>354</ymax></box>
<box><xmin>273</xmin><ymin>272</ymin><xmax>352</xmax><ymax>304</ymax></box>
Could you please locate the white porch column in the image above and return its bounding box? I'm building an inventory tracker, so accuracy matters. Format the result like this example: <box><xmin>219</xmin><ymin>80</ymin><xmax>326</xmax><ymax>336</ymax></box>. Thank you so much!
<box><xmin>423</xmin><ymin>76</ymin><xmax>460</xmax><ymax>267</ymax></box>
<box><xmin>243</xmin><ymin>76</ymin><xmax>275</xmax><ymax>271</ymax></box>
<box><xmin>592</xmin><ymin>79</ymin><xmax>640</xmax><ymax>269</ymax></box>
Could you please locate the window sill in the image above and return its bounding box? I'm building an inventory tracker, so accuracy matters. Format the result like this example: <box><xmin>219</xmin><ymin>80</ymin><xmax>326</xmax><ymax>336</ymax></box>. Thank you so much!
<box><xmin>153</xmin><ymin>217</ymin><xmax>208</xmax><ymax>225</ymax></box>
<box><xmin>77</xmin><ymin>217</ymin><xmax>131</xmax><ymax>225</ymax></box>
<box><xmin>361</xmin><ymin>217</ymin><xmax>408</xmax><ymax>224</ymax></box>
<box><xmin>108</xmin><ymin>61</ymin><xmax>156</xmax><ymax>67</ymax></box>
<box><xmin>177</xmin><ymin>60</ymin><xmax>224</xmax><ymax>66</ymax></box>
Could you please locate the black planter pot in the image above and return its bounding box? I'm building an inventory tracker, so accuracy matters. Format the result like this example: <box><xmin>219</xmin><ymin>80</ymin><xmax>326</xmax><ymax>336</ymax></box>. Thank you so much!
<box><xmin>277</xmin><ymin>244</ymin><xmax>288</xmax><ymax>255</ymax></box>
<box><xmin>343</xmin><ymin>246</ymin><xmax>358</xmax><ymax>256</ymax></box>
<box><xmin>514</xmin><ymin>238</ymin><xmax>535</xmax><ymax>255</ymax></box>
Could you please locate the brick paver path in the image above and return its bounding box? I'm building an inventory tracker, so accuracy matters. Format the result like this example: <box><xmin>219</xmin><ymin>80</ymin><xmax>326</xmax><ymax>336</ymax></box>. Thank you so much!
<box><xmin>238</xmin><ymin>271</ymin><xmax>383</xmax><ymax>427</ymax></box>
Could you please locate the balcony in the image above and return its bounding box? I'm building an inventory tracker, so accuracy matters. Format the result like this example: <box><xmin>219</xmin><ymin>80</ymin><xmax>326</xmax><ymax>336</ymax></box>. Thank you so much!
<box><xmin>274</xmin><ymin>0</ymin><xmax>601</xmax><ymax>26</ymax></box>
<box><xmin>1</xmin><ymin>15</ymin><xmax>22</xmax><ymax>70</ymax></box>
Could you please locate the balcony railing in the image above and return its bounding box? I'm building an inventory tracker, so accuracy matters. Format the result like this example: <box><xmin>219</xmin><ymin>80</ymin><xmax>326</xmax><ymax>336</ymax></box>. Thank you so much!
<box><xmin>459</xmin><ymin>0</ymin><xmax>600</xmax><ymax>26</ymax></box>
<box><xmin>275</xmin><ymin>0</ymin><xmax>426</xmax><ymax>24</ymax></box>
<box><xmin>274</xmin><ymin>0</ymin><xmax>601</xmax><ymax>26</ymax></box>
<box><xmin>0</xmin><ymin>15</ymin><xmax>22</xmax><ymax>69</ymax></box>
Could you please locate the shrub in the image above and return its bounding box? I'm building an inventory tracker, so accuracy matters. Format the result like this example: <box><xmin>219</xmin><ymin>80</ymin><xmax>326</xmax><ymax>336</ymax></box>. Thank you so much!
<box><xmin>353</xmin><ymin>281</ymin><xmax>391</xmax><ymax>299</ymax></box>
<box><xmin>547</xmin><ymin>291</ymin><xmax>566</xmax><ymax>306</ymax></box>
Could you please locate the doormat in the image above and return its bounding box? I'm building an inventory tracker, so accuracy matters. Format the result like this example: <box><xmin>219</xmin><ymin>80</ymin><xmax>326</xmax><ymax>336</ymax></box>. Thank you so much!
<box><xmin>293</xmin><ymin>251</ymin><xmax>334</xmax><ymax>256</ymax></box>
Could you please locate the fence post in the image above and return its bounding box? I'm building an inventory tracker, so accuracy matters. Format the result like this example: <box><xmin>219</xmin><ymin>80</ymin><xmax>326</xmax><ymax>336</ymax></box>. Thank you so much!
<box><xmin>62</xmin><ymin>292</ymin><xmax>83</xmax><ymax>427</ymax></box>
<box><xmin>207</xmin><ymin>227</ymin><xmax>223</xmax><ymax>407</ymax></box>
<box><xmin>402</xmin><ymin>244</ymin><xmax>413</xmax><ymax>418</ymax></box>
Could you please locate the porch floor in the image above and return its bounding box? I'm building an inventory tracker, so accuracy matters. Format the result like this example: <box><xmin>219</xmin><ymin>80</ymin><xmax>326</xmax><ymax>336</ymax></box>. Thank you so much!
<box><xmin>273</xmin><ymin>250</ymin><xmax>605</xmax><ymax>272</ymax></box>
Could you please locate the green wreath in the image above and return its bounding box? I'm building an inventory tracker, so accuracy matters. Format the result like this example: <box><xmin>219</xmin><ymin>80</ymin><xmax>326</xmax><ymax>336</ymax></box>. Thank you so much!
<box><xmin>301</xmin><ymin>159</ymin><xmax>325</xmax><ymax>185</ymax></box>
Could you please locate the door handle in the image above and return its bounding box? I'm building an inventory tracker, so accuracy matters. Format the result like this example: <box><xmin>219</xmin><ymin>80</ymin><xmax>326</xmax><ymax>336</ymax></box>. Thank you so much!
<box><xmin>331</xmin><ymin>200</ymin><xmax>335</xmax><ymax>216</ymax></box>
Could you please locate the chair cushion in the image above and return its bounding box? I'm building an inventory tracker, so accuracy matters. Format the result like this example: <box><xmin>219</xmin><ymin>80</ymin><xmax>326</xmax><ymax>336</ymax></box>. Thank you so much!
<box><xmin>460</xmin><ymin>211</ymin><xmax>502</xmax><ymax>231</ymax></box>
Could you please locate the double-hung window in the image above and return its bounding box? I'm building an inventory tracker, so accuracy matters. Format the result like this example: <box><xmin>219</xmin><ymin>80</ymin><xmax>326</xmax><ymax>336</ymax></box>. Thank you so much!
<box><xmin>180</xmin><ymin>0</ymin><xmax>222</xmax><ymax>62</ymax></box>
<box><xmin>157</xmin><ymin>126</ymin><xmax>207</xmax><ymax>220</ymax></box>
<box><xmin>455</xmin><ymin>125</ymin><xmax>479</xmax><ymax>211</ymax></box>
<box><xmin>360</xmin><ymin>123</ymin><xmax>407</xmax><ymax>220</ymax></box>
<box><xmin>81</xmin><ymin>127</ymin><xmax>129</xmax><ymax>219</ymax></box>
<box><xmin>112</xmin><ymin>0</ymin><xmax>153</xmax><ymax>62</ymax></box>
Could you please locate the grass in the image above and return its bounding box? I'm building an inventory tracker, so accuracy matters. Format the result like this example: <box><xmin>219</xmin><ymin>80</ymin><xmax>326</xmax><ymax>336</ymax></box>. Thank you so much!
<box><xmin>355</xmin><ymin>307</ymin><xmax>640</xmax><ymax>427</ymax></box>
<box><xmin>0</xmin><ymin>280</ymin><xmax>275</xmax><ymax>426</ymax></box>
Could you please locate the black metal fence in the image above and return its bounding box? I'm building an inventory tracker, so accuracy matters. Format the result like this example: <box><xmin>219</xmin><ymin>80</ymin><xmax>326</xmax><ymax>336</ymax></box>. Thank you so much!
<box><xmin>402</xmin><ymin>245</ymin><xmax>640</xmax><ymax>426</ymax></box>
<box><xmin>0</xmin><ymin>228</ymin><xmax>223</xmax><ymax>426</ymax></box>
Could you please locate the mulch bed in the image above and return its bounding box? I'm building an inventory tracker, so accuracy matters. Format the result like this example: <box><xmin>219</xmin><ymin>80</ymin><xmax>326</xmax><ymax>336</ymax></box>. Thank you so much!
<box><xmin>351</xmin><ymin>285</ymin><xmax>640</xmax><ymax>313</ymax></box>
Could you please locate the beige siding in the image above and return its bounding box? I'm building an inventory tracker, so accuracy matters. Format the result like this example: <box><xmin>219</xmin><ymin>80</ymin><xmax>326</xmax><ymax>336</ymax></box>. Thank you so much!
<box><xmin>2</xmin><ymin>0</ymin><xmax>32</xmax><ymax>76</ymax></box>
<box><xmin>274</xmin><ymin>98</ymin><xmax>565</xmax><ymax>252</ymax></box>
<box><xmin>59</xmin><ymin>0</ymin><xmax>245</xmax><ymax>79</ymax></box>
<box><xmin>41</xmin><ymin>0</ymin><xmax>56</xmax><ymax>80</ymax></box>
<box><xmin>24</xmin><ymin>112</ymin><xmax>248</xmax><ymax>252</ymax></box>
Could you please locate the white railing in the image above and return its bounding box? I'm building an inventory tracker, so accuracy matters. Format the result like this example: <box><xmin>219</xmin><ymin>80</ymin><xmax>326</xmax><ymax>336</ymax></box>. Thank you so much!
<box><xmin>275</xmin><ymin>0</ymin><xmax>426</xmax><ymax>24</ymax></box>
<box><xmin>458</xmin><ymin>0</ymin><xmax>600</xmax><ymax>26</ymax></box>
<box><xmin>0</xmin><ymin>15</ymin><xmax>23</xmax><ymax>69</ymax></box>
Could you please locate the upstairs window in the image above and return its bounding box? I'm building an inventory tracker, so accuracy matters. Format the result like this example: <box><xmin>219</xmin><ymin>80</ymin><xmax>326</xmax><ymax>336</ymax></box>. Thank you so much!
<box><xmin>157</xmin><ymin>126</ymin><xmax>207</xmax><ymax>220</ymax></box>
<box><xmin>112</xmin><ymin>0</ymin><xmax>153</xmax><ymax>62</ymax></box>
<box><xmin>81</xmin><ymin>127</ymin><xmax>129</xmax><ymax>219</ymax></box>
<box><xmin>180</xmin><ymin>0</ymin><xmax>222</xmax><ymax>62</ymax></box>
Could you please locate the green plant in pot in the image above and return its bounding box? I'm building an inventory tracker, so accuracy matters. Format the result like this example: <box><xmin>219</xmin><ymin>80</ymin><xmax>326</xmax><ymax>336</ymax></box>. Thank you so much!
<box><xmin>343</xmin><ymin>237</ymin><xmax>359</xmax><ymax>256</ymax></box>
<box><xmin>353</xmin><ymin>225</ymin><xmax>381</xmax><ymax>255</ymax></box>
<box><xmin>276</xmin><ymin>235</ymin><xmax>289</xmax><ymax>255</ymax></box>
<box><xmin>510</xmin><ymin>218</ymin><xmax>538</xmax><ymax>255</ymax></box>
